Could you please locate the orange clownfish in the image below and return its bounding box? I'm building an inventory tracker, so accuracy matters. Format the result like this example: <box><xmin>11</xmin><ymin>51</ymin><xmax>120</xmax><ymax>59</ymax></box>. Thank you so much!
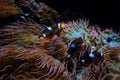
<box><xmin>65</xmin><ymin>36</ymin><xmax>87</xmax><ymax>62</ymax></box>
<box><xmin>77</xmin><ymin>49</ymin><xmax>106</xmax><ymax>67</ymax></box>
<box><xmin>53</xmin><ymin>23</ymin><xmax>65</xmax><ymax>36</ymax></box>
<box><xmin>39</xmin><ymin>23</ymin><xmax>65</xmax><ymax>40</ymax></box>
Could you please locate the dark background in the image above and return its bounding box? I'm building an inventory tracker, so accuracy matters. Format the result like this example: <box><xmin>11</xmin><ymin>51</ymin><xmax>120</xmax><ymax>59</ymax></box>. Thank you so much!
<box><xmin>40</xmin><ymin>0</ymin><xmax>120</xmax><ymax>29</ymax></box>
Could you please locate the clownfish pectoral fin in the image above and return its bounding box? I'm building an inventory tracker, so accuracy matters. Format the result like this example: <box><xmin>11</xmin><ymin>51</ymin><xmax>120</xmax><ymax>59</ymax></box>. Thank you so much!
<box><xmin>81</xmin><ymin>43</ymin><xmax>85</xmax><ymax>47</ymax></box>
<box><xmin>39</xmin><ymin>36</ymin><xmax>44</xmax><ymax>40</ymax></box>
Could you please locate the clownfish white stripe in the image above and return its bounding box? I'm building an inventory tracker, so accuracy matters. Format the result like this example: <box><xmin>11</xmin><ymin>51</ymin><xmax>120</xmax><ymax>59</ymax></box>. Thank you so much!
<box><xmin>70</xmin><ymin>44</ymin><xmax>76</xmax><ymax>48</ymax></box>
<box><xmin>81</xmin><ymin>36</ymin><xmax>84</xmax><ymax>42</ymax></box>
<box><xmin>89</xmin><ymin>53</ymin><xmax>95</xmax><ymax>58</ymax></box>
<box><xmin>58</xmin><ymin>23</ymin><xmax>61</xmax><ymax>29</ymax></box>
<box><xmin>43</xmin><ymin>33</ymin><xmax>46</xmax><ymax>38</ymax></box>
<box><xmin>67</xmin><ymin>54</ymin><xmax>71</xmax><ymax>58</ymax></box>
<box><xmin>81</xmin><ymin>59</ymin><xmax>85</xmax><ymax>63</ymax></box>
<box><xmin>47</xmin><ymin>27</ymin><xmax>53</xmax><ymax>31</ymax></box>
<box><xmin>100</xmin><ymin>52</ymin><xmax>103</xmax><ymax>57</ymax></box>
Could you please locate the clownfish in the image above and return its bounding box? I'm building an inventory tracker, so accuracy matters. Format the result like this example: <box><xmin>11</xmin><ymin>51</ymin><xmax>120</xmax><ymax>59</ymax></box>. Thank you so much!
<box><xmin>39</xmin><ymin>23</ymin><xmax>65</xmax><ymax>40</ymax></box>
<box><xmin>54</xmin><ymin>23</ymin><xmax>65</xmax><ymax>36</ymax></box>
<box><xmin>65</xmin><ymin>36</ymin><xmax>88</xmax><ymax>73</ymax></box>
<box><xmin>65</xmin><ymin>35</ymin><xmax>106</xmax><ymax>68</ymax></box>
<box><xmin>77</xmin><ymin>49</ymin><xmax>106</xmax><ymax>67</ymax></box>
<box><xmin>65</xmin><ymin>35</ymin><xmax>88</xmax><ymax>63</ymax></box>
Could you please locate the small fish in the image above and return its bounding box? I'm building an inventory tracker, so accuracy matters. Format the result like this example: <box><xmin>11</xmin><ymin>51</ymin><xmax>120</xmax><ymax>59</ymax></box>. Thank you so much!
<box><xmin>57</xmin><ymin>23</ymin><xmax>65</xmax><ymax>29</ymax></box>
<box><xmin>12</xmin><ymin>13</ymin><xmax>30</xmax><ymax>21</ymax></box>
<box><xmin>39</xmin><ymin>27</ymin><xmax>54</xmax><ymax>40</ymax></box>
<box><xmin>39</xmin><ymin>23</ymin><xmax>65</xmax><ymax>40</ymax></box>
<box><xmin>39</xmin><ymin>33</ymin><xmax>47</xmax><ymax>40</ymax></box>
<box><xmin>53</xmin><ymin>23</ymin><xmax>65</xmax><ymax>36</ymax></box>
<box><xmin>65</xmin><ymin>36</ymin><xmax>88</xmax><ymax>64</ymax></box>
<box><xmin>77</xmin><ymin>49</ymin><xmax>105</xmax><ymax>67</ymax></box>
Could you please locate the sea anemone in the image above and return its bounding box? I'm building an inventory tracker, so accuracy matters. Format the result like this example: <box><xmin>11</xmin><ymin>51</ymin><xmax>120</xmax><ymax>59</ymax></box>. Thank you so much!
<box><xmin>0</xmin><ymin>21</ymin><xmax>69</xmax><ymax>80</ymax></box>
<box><xmin>61</xmin><ymin>19</ymin><xmax>120</xmax><ymax>80</ymax></box>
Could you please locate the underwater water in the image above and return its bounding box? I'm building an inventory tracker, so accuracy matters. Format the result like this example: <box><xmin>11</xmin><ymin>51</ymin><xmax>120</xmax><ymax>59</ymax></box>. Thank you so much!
<box><xmin>0</xmin><ymin>0</ymin><xmax>120</xmax><ymax>80</ymax></box>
